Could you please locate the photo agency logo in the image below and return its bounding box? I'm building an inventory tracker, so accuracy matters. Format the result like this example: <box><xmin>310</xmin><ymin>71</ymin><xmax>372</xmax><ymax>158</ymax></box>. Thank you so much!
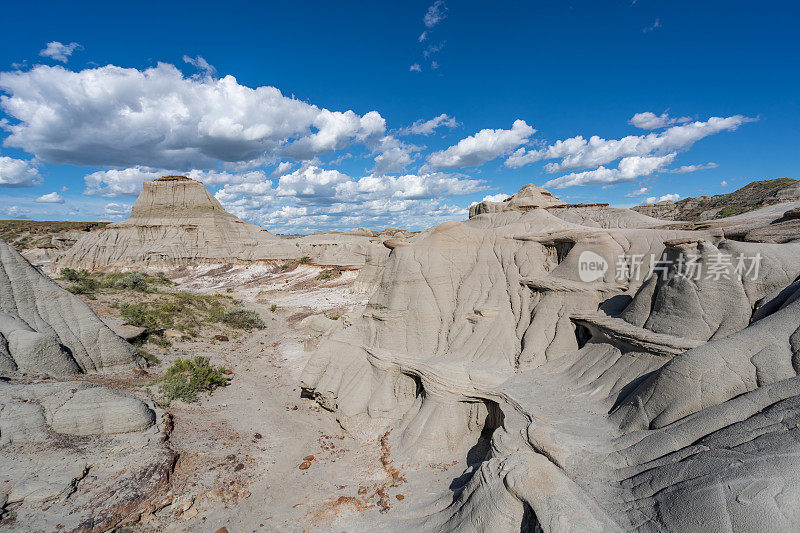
<box><xmin>614</xmin><ymin>252</ymin><xmax>763</xmax><ymax>282</ymax></box>
<box><xmin>577</xmin><ymin>250</ymin><xmax>763</xmax><ymax>283</ymax></box>
<box><xmin>578</xmin><ymin>251</ymin><xmax>608</xmax><ymax>282</ymax></box>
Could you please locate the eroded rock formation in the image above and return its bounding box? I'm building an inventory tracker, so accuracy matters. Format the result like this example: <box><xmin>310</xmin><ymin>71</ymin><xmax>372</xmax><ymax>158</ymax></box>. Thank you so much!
<box><xmin>301</xmin><ymin>184</ymin><xmax>800</xmax><ymax>532</ymax></box>
<box><xmin>1</xmin><ymin>239</ymin><xmax>141</xmax><ymax>373</ymax></box>
<box><xmin>631</xmin><ymin>177</ymin><xmax>800</xmax><ymax>221</ymax></box>
<box><xmin>56</xmin><ymin>175</ymin><xmax>411</xmax><ymax>271</ymax></box>
<box><xmin>57</xmin><ymin>176</ymin><xmax>297</xmax><ymax>269</ymax></box>
<box><xmin>469</xmin><ymin>184</ymin><xmax>566</xmax><ymax>218</ymax></box>
<box><xmin>0</xmin><ymin>239</ymin><xmax>174</xmax><ymax>531</ymax></box>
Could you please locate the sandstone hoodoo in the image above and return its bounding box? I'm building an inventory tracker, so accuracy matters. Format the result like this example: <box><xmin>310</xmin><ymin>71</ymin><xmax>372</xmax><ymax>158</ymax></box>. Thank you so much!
<box><xmin>58</xmin><ymin>176</ymin><xmax>293</xmax><ymax>269</ymax></box>
<box><xmin>469</xmin><ymin>183</ymin><xmax>566</xmax><ymax>218</ymax></box>
<box><xmin>56</xmin><ymin>175</ymin><xmax>410</xmax><ymax>270</ymax></box>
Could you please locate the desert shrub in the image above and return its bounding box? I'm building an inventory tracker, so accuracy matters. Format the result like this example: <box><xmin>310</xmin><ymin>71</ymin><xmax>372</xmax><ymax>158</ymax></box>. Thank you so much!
<box><xmin>119</xmin><ymin>291</ymin><xmax>263</xmax><ymax>339</ymax></box>
<box><xmin>160</xmin><ymin>376</ymin><xmax>198</xmax><ymax>403</ymax></box>
<box><xmin>58</xmin><ymin>269</ymin><xmax>174</xmax><ymax>297</ymax></box>
<box><xmin>316</xmin><ymin>268</ymin><xmax>340</xmax><ymax>281</ymax></box>
<box><xmin>158</xmin><ymin>356</ymin><xmax>227</xmax><ymax>404</ymax></box>
<box><xmin>59</xmin><ymin>268</ymin><xmax>91</xmax><ymax>282</ymax></box>
<box><xmin>221</xmin><ymin>307</ymin><xmax>266</xmax><ymax>330</ymax></box>
<box><xmin>121</xmin><ymin>303</ymin><xmax>160</xmax><ymax>332</ymax></box>
<box><xmin>299</xmin><ymin>256</ymin><xmax>311</xmax><ymax>264</ymax></box>
<box><xmin>111</xmin><ymin>272</ymin><xmax>150</xmax><ymax>291</ymax></box>
<box><xmin>717</xmin><ymin>206</ymin><xmax>746</xmax><ymax>218</ymax></box>
<box><xmin>118</xmin><ymin>291</ymin><xmax>258</xmax><ymax>337</ymax></box>
<box><xmin>150</xmin><ymin>335</ymin><xmax>172</xmax><ymax>347</ymax></box>
<box><xmin>270</xmin><ymin>304</ymin><xmax>278</xmax><ymax>312</ymax></box>
<box><xmin>59</xmin><ymin>268</ymin><xmax>100</xmax><ymax>297</ymax></box>
<box><xmin>66</xmin><ymin>283</ymin><xmax>98</xmax><ymax>297</ymax></box>
<box><xmin>99</xmin><ymin>270</ymin><xmax>173</xmax><ymax>291</ymax></box>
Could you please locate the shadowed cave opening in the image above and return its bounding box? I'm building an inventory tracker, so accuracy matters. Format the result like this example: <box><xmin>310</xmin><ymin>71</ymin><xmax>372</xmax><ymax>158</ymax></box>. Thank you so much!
<box><xmin>448</xmin><ymin>399</ymin><xmax>505</xmax><ymax>494</ymax></box>
<box><xmin>466</xmin><ymin>399</ymin><xmax>504</xmax><ymax>465</ymax></box>
<box><xmin>542</xmin><ymin>239</ymin><xmax>575</xmax><ymax>271</ymax></box>
<box><xmin>574</xmin><ymin>322</ymin><xmax>592</xmax><ymax>350</ymax></box>
<box><xmin>445</xmin><ymin>396</ymin><xmax>541</xmax><ymax>533</ymax></box>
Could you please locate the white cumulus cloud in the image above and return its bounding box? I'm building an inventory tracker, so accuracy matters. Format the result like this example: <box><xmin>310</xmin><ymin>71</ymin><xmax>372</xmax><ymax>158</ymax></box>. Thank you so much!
<box><xmin>370</xmin><ymin>135</ymin><xmax>420</xmax><ymax>175</ymax></box>
<box><xmin>283</xmin><ymin>110</ymin><xmax>385</xmax><ymax>160</ymax></box>
<box><xmin>629</xmin><ymin>111</ymin><xmax>691</xmax><ymax>130</ymax></box>
<box><xmin>104</xmin><ymin>202</ymin><xmax>131</xmax><ymax>218</ymax></box>
<box><xmin>182</xmin><ymin>55</ymin><xmax>216</xmax><ymax>77</ymax></box>
<box><xmin>373</xmin><ymin>145</ymin><xmax>414</xmax><ymax>175</ymax></box>
<box><xmin>427</xmin><ymin>120</ymin><xmax>535</xmax><ymax>169</ymax></box>
<box><xmin>470</xmin><ymin>193</ymin><xmax>510</xmax><ymax>206</ymax></box>
<box><xmin>542</xmin><ymin>153</ymin><xmax>676</xmax><ymax>189</ymax></box>
<box><xmin>645</xmin><ymin>193</ymin><xmax>680</xmax><ymax>204</ymax></box>
<box><xmin>506</xmin><ymin>115</ymin><xmax>754</xmax><ymax>175</ymax></box>
<box><xmin>38</xmin><ymin>41</ymin><xmax>81</xmax><ymax>63</ymax></box>
<box><xmin>0</xmin><ymin>156</ymin><xmax>41</xmax><ymax>187</ymax></box>
<box><xmin>84</xmin><ymin>167</ymin><xmax>268</xmax><ymax>197</ymax></box>
<box><xmin>624</xmin><ymin>187</ymin><xmax>650</xmax><ymax>198</ymax></box>
<box><xmin>270</xmin><ymin>161</ymin><xmax>294</xmax><ymax>178</ymax></box>
<box><xmin>35</xmin><ymin>191</ymin><xmax>64</xmax><ymax>203</ymax></box>
<box><xmin>0</xmin><ymin>63</ymin><xmax>388</xmax><ymax>170</ymax></box>
<box><xmin>664</xmin><ymin>162</ymin><xmax>719</xmax><ymax>174</ymax></box>
<box><xmin>4</xmin><ymin>205</ymin><xmax>30</xmax><ymax>218</ymax></box>
<box><xmin>399</xmin><ymin>114</ymin><xmax>459</xmax><ymax>136</ymax></box>
<box><xmin>214</xmin><ymin>165</ymin><xmax>486</xmax><ymax>232</ymax></box>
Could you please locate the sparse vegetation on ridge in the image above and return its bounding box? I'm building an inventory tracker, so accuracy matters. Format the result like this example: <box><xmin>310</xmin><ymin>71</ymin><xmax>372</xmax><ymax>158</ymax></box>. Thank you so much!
<box><xmin>631</xmin><ymin>178</ymin><xmax>800</xmax><ymax>221</ymax></box>
<box><xmin>58</xmin><ymin>268</ymin><xmax>100</xmax><ymax>296</ymax></box>
<box><xmin>278</xmin><ymin>255</ymin><xmax>312</xmax><ymax>271</ymax></box>
<box><xmin>56</xmin><ymin>268</ymin><xmax>265</xmax><ymax>346</ymax></box>
<box><xmin>0</xmin><ymin>220</ymin><xmax>109</xmax><ymax>251</ymax></box>
<box><xmin>58</xmin><ymin>268</ymin><xmax>172</xmax><ymax>298</ymax></box>
<box><xmin>155</xmin><ymin>356</ymin><xmax>228</xmax><ymax>404</ymax></box>
<box><xmin>117</xmin><ymin>292</ymin><xmax>264</xmax><ymax>337</ymax></box>
<box><xmin>220</xmin><ymin>307</ymin><xmax>266</xmax><ymax>330</ymax></box>
<box><xmin>316</xmin><ymin>268</ymin><xmax>341</xmax><ymax>281</ymax></box>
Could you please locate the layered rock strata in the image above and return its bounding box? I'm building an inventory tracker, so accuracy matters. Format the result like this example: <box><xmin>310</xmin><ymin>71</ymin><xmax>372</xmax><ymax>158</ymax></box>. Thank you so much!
<box><xmin>301</xmin><ymin>184</ymin><xmax>800</xmax><ymax>532</ymax></box>
<box><xmin>57</xmin><ymin>176</ymin><xmax>407</xmax><ymax>270</ymax></box>
<box><xmin>0</xmin><ymin>238</ymin><xmax>173</xmax><ymax>531</ymax></box>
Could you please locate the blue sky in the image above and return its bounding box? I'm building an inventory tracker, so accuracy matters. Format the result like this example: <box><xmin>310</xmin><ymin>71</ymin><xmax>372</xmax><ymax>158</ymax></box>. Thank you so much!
<box><xmin>0</xmin><ymin>0</ymin><xmax>797</xmax><ymax>232</ymax></box>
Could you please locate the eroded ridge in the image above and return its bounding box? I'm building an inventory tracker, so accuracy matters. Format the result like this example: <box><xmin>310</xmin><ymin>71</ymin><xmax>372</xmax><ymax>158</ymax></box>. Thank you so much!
<box><xmin>56</xmin><ymin>176</ymin><xmax>412</xmax><ymax>271</ymax></box>
<box><xmin>300</xmin><ymin>183</ymin><xmax>800</xmax><ymax>532</ymax></box>
<box><xmin>0</xmin><ymin>238</ymin><xmax>174</xmax><ymax>531</ymax></box>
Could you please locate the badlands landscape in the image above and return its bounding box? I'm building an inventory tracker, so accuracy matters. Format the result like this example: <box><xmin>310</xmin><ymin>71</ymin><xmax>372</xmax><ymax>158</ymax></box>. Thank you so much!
<box><xmin>2</xmin><ymin>174</ymin><xmax>800</xmax><ymax>532</ymax></box>
<box><xmin>2</xmin><ymin>2</ymin><xmax>798</xmax><ymax>530</ymax></box>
